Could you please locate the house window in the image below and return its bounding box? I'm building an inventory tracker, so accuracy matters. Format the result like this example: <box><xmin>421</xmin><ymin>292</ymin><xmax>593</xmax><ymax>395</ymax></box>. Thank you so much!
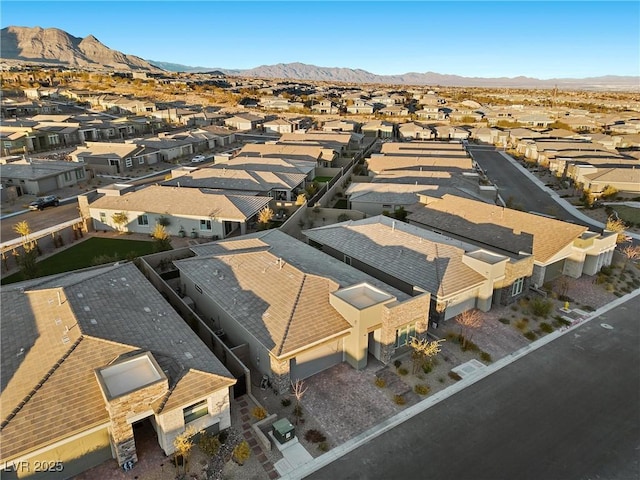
<box><xmin>344</xmin><ymin>255</ymin><xmax>352</xmax><ymax>266</ymax></box>
<box><xmin>137</xmin><ymin>214</ymin><xmax>149</xmax><ymax>226</ymax></box>
<box><xmin>138</xmin><ymin>157</ymin><xmax>145</xmax><ymax>165</ymax></box>
<box><xmin>75</xmin><ymin>169</ymin><xmax>85</xmax><ymax>179</ymax></box>
<box><xmin>183</xmin><ymin>399</ymin><xmax>208</xmax><ymax>424</ymax></box>
<box><xmin>395</xmin><ymin>323</ymin><xmax>416</xmax><ymax>348</ymax></box>
<box><xmin>512</xmin><ymin>277</ymin><xmax>525</xmax><ymax>296</ymax></box>
<box><xmin>200</xmin><ymin>219</ymin><xmax>212</xmax><ymax>231</ymax></box>
<box><xmin>125</xmin><ymin>157</ymin><xmax>133</xmax><ymax>167</ymax></box>
<box><xmin>99</xmin><ymin>212</ymin><xmax>106</xmax><ymax>223</ymax></box>
<box><xmin>64</xmin><ymin>171</ymin><xmax>72</xmax><ymax>181</ymax></box>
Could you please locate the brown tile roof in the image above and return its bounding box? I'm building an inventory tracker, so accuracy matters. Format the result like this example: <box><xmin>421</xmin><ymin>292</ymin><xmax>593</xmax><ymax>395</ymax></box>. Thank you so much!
<box><xmin>407</xmin><ymin>194</ymin><xmax>587</xmax><ymax>263</ymax></box>
<box><xmin>367</xmin><ymin>154</ymin><xmax>473</xmax><ymax>173</ymax></box>
<box><xmin>161</xmin><ymin>370</ymin><xmax>233</xmax><ymax>412</ymax></box>
<box><xmin>174</xmin><ymin>250</ymin><xmax>352</xmax><ymax>358</ymax></box>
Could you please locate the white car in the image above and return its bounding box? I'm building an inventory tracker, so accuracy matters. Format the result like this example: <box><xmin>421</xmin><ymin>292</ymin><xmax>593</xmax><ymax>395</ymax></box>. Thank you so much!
<box><xmin>191</xmin><ymin>154</ymin><xmax>206</xmax><ymax>163</ymax></box>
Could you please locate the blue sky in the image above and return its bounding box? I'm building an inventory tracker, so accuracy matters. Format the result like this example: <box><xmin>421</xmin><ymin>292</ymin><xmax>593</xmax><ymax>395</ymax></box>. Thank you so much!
<box><xmin>2</xmin><ymin>1</ymin><xmax>639</xmax><ymax>78</ymax></box>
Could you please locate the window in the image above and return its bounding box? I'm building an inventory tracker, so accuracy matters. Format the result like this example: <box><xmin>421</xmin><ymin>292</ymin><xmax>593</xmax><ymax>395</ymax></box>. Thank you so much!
<box><xmin>200</xmin><ymin>219</ymin><xmax>212</xmax><ymax>231</ymax></box>
<box><xmin>75</xmin><ymin>169</ymin><xmax>85</xmax><ymax>179</ymax></box>
<box><xmin>138</xmin><ymin>157</ymin><xmax>145</xmax><ymax>165</ymax></box>
<box><xmin>183</xmin><ymin>399</ymin><xmax>208</xmax><ymax>424</ymax></box>
<box><xmin>99</xmin><ymin>212</ymin><xmax>106</xmax><ymax>223</ymax></box>
<box><xmin>125</xmin><ymin>157</ymin><xmax>133</xmax><ymax>167</ymax></box>
<box><xmin>395</xmin><ymin>323</ymin><xmax>416</xmax><ymax>348</ymax></box>
<box><xmin>512</xmin><ymin>277</ymin><xmax>525</xmax><ymax>296</ymax></box>
<box><xmin>64</xmin><ymin>171</ymin><xmax>72</xmax><ymax>181</ymax></box>
<box><xmin>137</xmin><ymin>214</ymin><xmax>149</xmax><ymax>226</ymax></box>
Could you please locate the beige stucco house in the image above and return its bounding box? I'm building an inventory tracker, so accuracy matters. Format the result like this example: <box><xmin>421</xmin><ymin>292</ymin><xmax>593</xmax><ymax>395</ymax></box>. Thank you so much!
<box><xmin>0</xmin><ymin>263</ymin><xmax>235</xmax><ymax>478</ymax></box>
<box><xmin>173</xmin><ymin>230</ymin><xmax>430</xmax><ymax>393</ymax></box>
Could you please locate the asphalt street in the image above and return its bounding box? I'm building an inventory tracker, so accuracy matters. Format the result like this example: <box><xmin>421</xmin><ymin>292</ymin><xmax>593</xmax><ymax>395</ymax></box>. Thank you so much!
<box><xmin>308</xmin><ymin>294</ymin><xmax>640</xmax><ymax>480</ymax></box>
<box><xmin>468</xmin><ymin>146</ymin><xmax>580</xmax><ymax>223</ymax></box>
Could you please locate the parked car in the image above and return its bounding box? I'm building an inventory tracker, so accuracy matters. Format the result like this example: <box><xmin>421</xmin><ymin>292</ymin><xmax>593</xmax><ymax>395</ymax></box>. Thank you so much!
<box><xmin>29</xmin><ymin>195</ymin><xmax>60</xmax><ymax>211</ymax></box>
<box><xmin>191</xmin><ymin>155</ymin><xmax>206</xmax><ymax>163</ymax></box>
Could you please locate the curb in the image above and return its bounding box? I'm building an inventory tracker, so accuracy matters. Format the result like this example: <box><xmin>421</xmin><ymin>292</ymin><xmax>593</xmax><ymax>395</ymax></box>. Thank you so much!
<box><xmin>282</xmin><ymin>288</ymin><xmax>640</xmax><ymax>480</ymax></box>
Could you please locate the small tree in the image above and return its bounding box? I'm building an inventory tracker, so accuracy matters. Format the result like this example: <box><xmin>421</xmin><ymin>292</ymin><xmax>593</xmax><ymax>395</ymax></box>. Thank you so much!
<box><xmin>111</xmin><ymin>211</ymin><xmax>129</xmax><ymax>233</ymax></box>
<box><xmin>291</xmin><ymin>379</ymin><xmax>308</xmax><ymax>425</ymax></box>
<box><xmin>605</xmin><ymin>216</ymin><xmax>627</xmax><ymax>244</ymax></box>
<box><xmin>13</xmin><ymin>221</ymin><xmax>39</xmax><ymax>280</ymax></box>
<box><xmin>620</xmin><ymin>244</ymin><xmax>640</xmax><ymax>273</ymax></box>
<box><xmin>152</xmin><ymin>224</ymin><xmax>172</xmax><ymax>252</ymax></box>
<box><xmin>456</xmin><ymin>309</ymin><xmax>483</xmax><ymax>349</ymax></box>
<box><xmin>173</xmin><ymin>426</ymin><xmax>198</xmax><ymax>475</ymax></box>
<box><xmin>408</xmin><ymin>337</ymin><xmax>446</xmax><ymax>374</ymax></box>
<box><xmin>295</xmin><ymin>193</ymin><xmax>307</xmax><ymax>205</ymax></box>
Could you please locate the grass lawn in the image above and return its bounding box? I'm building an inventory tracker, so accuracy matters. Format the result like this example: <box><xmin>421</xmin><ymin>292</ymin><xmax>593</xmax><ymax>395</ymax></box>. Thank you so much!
<box><xmin>313</xmin><ymin>176</ymin><xmax>334</xmax><ymax>183</ymax></box>
<box><xmin>333</xmin><ymin>199</ymin><xmax>348</xmax><ymax>209</ymax></box>
<box><xmin>612</xmin><ymin>205</ymin><xmax>640</xmax><ymax>225</ymax></box>
<box><xmin>1</xmin><ymin>237</ymin><xmax>158</xmax><ymax>285</ymax></box>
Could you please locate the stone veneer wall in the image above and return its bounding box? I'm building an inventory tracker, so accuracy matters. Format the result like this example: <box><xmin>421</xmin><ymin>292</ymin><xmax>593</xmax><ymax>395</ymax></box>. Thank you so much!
<box><xmin>380</xmin><ymin>293</ymin><xmax>431</xmax><ymax>364</ymax></box>
<box><xmin>106</xmin><ymin>381</ymin><xmax>168</xmax><ymax>467</ymax></box>
<box><xmin>269</xmin><ymin>357</ymin><xmax>291</xmax><ymax>395</ymax></box>
<box><xmin>496</xmin><ymin>257</ymin><xmax>535</xmax><ymax>305</ymax></box>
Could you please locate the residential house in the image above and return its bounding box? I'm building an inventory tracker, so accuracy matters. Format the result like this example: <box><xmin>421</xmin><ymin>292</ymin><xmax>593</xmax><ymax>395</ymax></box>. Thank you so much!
<box><xmin>366</xmin><ymin>155</ymin><xmax>474</xmax><ymax>174</ymax></box>
<box><xmin>206</xmin><ymin>155</ymin><xmax>316</xmax><ymax>181</ymax></box>
<box><xmin>164</xmin><ymin>166</ymin><xmax>307</xmax><ymax>201</ymax></box>
<box><xmin>263</xmin><ymin>118</ymin><xmax>296</xmax><ymax>135</ymax></box>
<box><xmin>322</xmin><ymin>120</ymin><xmax>361</xmax><ymax>133</ymax></box>
<box><xmin>0</xmin><ymin>160</ymin><xmax>88</xmax><ymax>196</ymax></box>
<box><xmin>224</xmin><ymin>113</ymin><xmax>266</xmax><ymax>131</ymax></box>
<box><xmin>433</xmin><ymin>125</ymin><xmax>470</xmax><ymax>141</ymax></box>
<box><xmin>174</xmin><ymin>229</ymin><xmax>430</xmax><ymax>393</ymax></box>
<box><xmin>238</xmin><ymin>143</ymin><xmax>336</xmax><ymax>165</ymax></box>
<box><xmin>311</xmin><ymin>100</ymin><xmax>339</xmax><ymax>114</ymax></box>
<box><xmin>361</xmin><ymin>120</ymin><xmax>396</xmax><ymax>139</ymax></box>
<box><xmin>0</xmin><ymin>263</ymin><xmax>235</xmax><ymax>477</ymax></box>
<box><xmin>304</xmin><ymin>215</ymin><xmax>533</xmax><ymax>325</ymax></box>
<box><xmin>346</xmin><ymin>100</ymin><xmax>374</xmax><ymax>115</ymax></box>
<box><xmin>406</xmin><ymin>194</ymin><xmax>617</xmax><ymax>287</ymax></box>
<box><xmin>581</xmin><ymin>167</ymin><xmax>640</xmax><ymax>196</ymax></box>
<box><xmin>398</xmin><ymin>123</ymin><xmax>434</xmax><ymax>141</ymax></box>
<box><xmin>379</xmin><ymin>105</ymin><xmax>409</xmax><ymax>117</ymax></box>
<box><xmin>70</xmin><ymin>142</ymin><xmax>147</xmax><ymax>175</ymax></box>
<box><xmin>84</xmin><ymin>185</ymin><xmax>271</xmax><ymax>240</ymax></box>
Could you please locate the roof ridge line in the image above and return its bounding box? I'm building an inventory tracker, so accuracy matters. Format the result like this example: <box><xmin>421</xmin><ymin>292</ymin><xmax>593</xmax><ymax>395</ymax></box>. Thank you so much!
<box><xmin>276</xmin><ymin>273</ymin><xmax>307</xmax><ymax>357</ymax></box>
<box><xmin>1</xmin><ymin>335</ymin><xmax>84</xmax><ymax>430</ymax></box>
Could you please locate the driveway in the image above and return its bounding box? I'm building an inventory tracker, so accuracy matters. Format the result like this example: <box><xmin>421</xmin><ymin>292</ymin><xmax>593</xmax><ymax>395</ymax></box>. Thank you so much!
<box><xmin>306</xmin><ymin>292</ymin><xmax>640</xmax><ymax>480</ymax></box>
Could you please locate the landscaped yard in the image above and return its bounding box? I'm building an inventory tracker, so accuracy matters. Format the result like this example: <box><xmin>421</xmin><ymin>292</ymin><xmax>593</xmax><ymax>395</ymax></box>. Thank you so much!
<box><xmin>610</xmin><ymin>205</ymin><xmax>640</xmax><ymax>226</ymax></box>
<box><xmin>312</xmin><ymin>176</ymin><xmax>334</xmax><ymax>183</ymax></box>
<box><xmin>1</xmin><ymin>237</ymin><xmax>158</xmax><ymax>285</ymax></box>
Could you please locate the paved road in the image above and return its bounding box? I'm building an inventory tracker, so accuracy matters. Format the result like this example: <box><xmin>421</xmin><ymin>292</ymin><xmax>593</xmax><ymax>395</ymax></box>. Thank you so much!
<box><xmin>1</xmin><ymin>203</ymin><xmax>80</xmax><ymax>243</ymax></box>
<box><xmin>468</xmin><ymin>146</ymin><xmax>580</xmax><ymax>223</ymax></box>
<box><xmin>308</xmin><ymin>295</ymin><xmax>640</xmax><ymax>480</ymax></box>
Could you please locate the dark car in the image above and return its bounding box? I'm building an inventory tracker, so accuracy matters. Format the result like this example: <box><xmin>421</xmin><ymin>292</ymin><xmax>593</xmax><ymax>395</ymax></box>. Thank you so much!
<box><xmin>29</xmin><ymin>195</ymin><xmax>60</xmax><ymax>211</ymax></box>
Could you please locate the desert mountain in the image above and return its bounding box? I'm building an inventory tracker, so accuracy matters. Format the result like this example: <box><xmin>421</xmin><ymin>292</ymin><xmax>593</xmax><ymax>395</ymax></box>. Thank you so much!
<box><xmin>0</xmin><ymin>26</ymin><xmax>161</xmax><ymax>72</ymax></box>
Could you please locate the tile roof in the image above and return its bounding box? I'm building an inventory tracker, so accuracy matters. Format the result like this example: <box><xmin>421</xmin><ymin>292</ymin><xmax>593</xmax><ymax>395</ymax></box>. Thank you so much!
<box><xmin>89</xmin><ymin>185</ymin><xmax>271</xmax><ymax>220</ymax></box>
<box><xmin>0</xmin><ymin>263</ymin><xmax>234</xmax><ymax>462</ymax></box>
<box><xmin>221</xmin><ymin>156</ymin><xmax>316</xmax><ymax>176</ymax></box>
<box><xmin>174</xmin><ymin>250</ymin><xmax>352</xmax><ymax>358</ymax></box>
<box><xmin>406</xmin><ymin>194</ymin><xmax>587</xmax><ymax>263</ymax></box>
<box><xmin>381</xmin><ymin>142</ymin><xmax>465</xmax><ymax>153</ymax></box>
<box><xmin>367</xmin><ymin>154</ymin><xmax>474</xmax><ymax>173</ymax></box>
<box><xmin>163</xmin><ymin>167</ymin><xmax>306</xmax><ymax>192</ymax></box>
<box><xmin>0</xmin><ymin>160</ymin><xmax>83</xmax><ymax>180</ymax></box>
<box><xmin>303</xmin><ymin>216</ymin><xmax>490</xmax><ymax>298</ymax></box>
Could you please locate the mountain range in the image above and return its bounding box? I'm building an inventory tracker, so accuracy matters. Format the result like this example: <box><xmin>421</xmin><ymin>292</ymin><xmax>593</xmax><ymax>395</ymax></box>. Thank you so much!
<box><xmin>2</xmin><ymin>26</ymin><xmax>638</xmax><ymax>90</ymax></box>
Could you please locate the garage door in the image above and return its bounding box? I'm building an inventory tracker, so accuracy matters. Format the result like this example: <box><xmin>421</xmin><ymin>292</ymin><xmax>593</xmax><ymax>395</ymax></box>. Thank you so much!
<box><xmin>290</xmin><ymin>340</ymin><xmax>343</xmax><ymax>381</ymax></box>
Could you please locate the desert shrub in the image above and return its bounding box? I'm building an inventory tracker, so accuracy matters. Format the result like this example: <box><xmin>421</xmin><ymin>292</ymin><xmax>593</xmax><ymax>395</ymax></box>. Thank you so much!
<box><xmin>438</xmin><ymin>376</ymin><xmax>445</xmax><ymax>383</ymax></box>
<box><xmin>398</xmin><ymin>367</ymin><xmax>409</xmax><ymax>376</ymax></box>
<box><xmin>524</xmin><ymin>331</ymin><xmax>537</xmax><ymax>340</ymax></box>
<box><xmin>515</xmin><ymin>319</ymin><xmax>529</xmax><ymax>331</ymax></box>
<box><xmin>198</xmin><ymin>432</ymin><xmax>221</xmax><ymax>456</ymax></box>
<box><xmin>393</xmin><ymin>359</ymin><xmax>402</xmax><ymax>369</ymax></box>
<box><xmin>600</xmin><ymin>265</ymin><xmax>613</xmax><ymax>276</ymax></box>
<box><xmin>374</xmin><ymin>377</ymin><xmax>386</xmax><ymax>388</ymax></box>
<box><xmin>304</xmin><ymin>429</ymin><xmax>327</xmax><ymax>443</ymax></box>
<box><xmin>251</xmin><ymin>406</ymin><xmax>267</xmax><ymax>420</ymax></box>
<box><xmin>393</xmin><ymin>394</ymin><xmax>406</xmax><ymax>405</ymax></box>
<box><xmin>480</xmin><ymin>351</ymin><xmax>492</xmax><ymax>363</ymax></box>
<box><xmin>530</xmin><ymin>297</ymin><xmax>553</xmax><ymax>317</ymax></box>
<box><xmin>318</xmin><ymin>442</ymin><xmax>329</xmax><ymax>452</ymax></box>
<box><xmin>232</xmin><ymin>440</ymin><xmax>251</xmax><ymax>465</ymax></box>
<box><xmin>414</xmin><ymin>384</ymin><xmax>430</xmax><ymax>395</ymax></box>
<box><xmin>499</xmin><ymin>317</ymin><xmax>510</xmax><ymax>324</ymax></box>
<box><xmin>539</xmin><ymin>322</ymin><xmax>554</xmax><ymax>333</ymax></box>
<box><xmin>218</xmin><ymin>430</ymin><xmax>229</xmax><ymax>444</ymax></box>
<box><xmin>448</xmin><ymin>371</ymin><xmax>462</xmax><ymax>381</ymax></box>
<box><xmin>281</xmin><ymin>398</ymin><xmax>292</xmax><ymax>407</ymax></box>
<box><xmin>422</xmin><ymin>363</ymin><xmax>433</xmax><ymax>374</ymax></box>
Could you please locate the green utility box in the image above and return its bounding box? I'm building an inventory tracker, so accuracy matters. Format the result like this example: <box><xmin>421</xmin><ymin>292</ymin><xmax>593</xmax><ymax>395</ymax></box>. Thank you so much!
<box><xmin>272</xmin><ymin>418</ymin><xmax>295</xmax><ymax>444</ymax></box>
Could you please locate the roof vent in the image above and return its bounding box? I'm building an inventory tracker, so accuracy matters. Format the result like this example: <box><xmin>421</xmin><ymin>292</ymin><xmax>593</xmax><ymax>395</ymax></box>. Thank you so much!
<box><xmin>184</xmin><ymin>352</ymin><xmax>193</xmax><ymax>359</ymax></box>
<box><xmin>144</xmin><ymin>307</ymin><xmax>151</xmax><ymax>313</ymax></box>
<box><xmin>77</xmin><ymin>293</ymin><xmax>84</xmax><ymax>298</ymax></box>
<box><xmin>17</xmin><ymin>347</ymin><xmax>24</xmax><ymax>357</ymax></box>
<box><xmin>90</xmin><ymin>319</ymin><xmax>98</xmax><ymax>325</ymax></box>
